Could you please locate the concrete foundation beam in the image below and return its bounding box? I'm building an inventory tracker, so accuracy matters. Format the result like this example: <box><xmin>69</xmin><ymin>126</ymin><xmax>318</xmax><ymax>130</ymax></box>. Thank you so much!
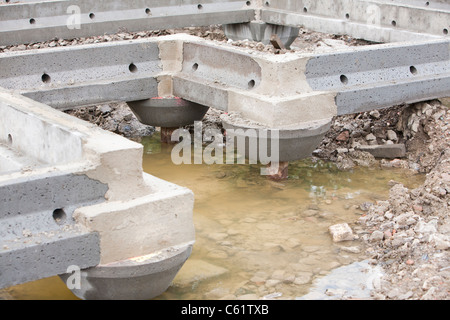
<box><xmin>0</xmin><ymin>0</ymin><xmax>255</xmax><ymax>46</ymax></box>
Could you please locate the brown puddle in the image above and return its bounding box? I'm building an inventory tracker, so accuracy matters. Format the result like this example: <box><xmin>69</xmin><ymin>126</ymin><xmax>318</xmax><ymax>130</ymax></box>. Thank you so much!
<box><xmin>0</xmin><ymin>134</ymin><xmax>424</xmax><ymax>300</ymax></box>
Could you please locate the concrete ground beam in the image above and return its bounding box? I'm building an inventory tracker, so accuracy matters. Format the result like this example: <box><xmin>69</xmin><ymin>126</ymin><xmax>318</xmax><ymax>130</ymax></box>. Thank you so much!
<box><xmin>304</xmin><ymin>39</ymin><xmax>450</xmax><ymax>115</ymax></box>
<box><xmin>260</xmin><ymin>0</ymin><xmax>450</xmax><ymax>43</ymax></box>
<box><xmin>0</xmin><ymin>0</ymin><xmax>255</xmax><ymax>46</ymax></box>
<box><xmin>0</xmin><ymin>38</ymin><xmax>162</xmax><ymax>110</ymax></box>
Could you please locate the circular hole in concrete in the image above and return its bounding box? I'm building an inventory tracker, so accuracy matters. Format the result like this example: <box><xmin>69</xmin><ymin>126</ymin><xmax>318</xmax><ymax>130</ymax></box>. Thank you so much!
<box><xmin>391</xmin><ymin>20</ymin><xmax>397</xmax><ymax>27</ymax></box>
<box><xmin>410</xmin><ymin>66</ymin><xmax>418</xmax><ymax>75</ymax></box>
<box><xmin>89</xmin><ymin>12</ymin><xmax>95</xmax><ymax>19</ymax></box>
<box><xmin>265</xmin><ymin>1</ymin><xmax>270</xmax><ymax>7</ymax></box>
<box><xmin>425</xmin><ymin>2</ymin><xmax>430</xmax><ymax>6</ymax></box>
<box><xmin>129</xmin><ymin>63</ymin><xmax>138</xmax><ymax>73</ymax></box>
<box><xmin>192</xmin><ymin>63</ymin><xmax>199</xmax><ymax>71</ymax></box>
<box><xmin>52</xmin><ymin>209</ymin><xmax>67</xmax><ymax>225</ymax></box>
<box><xmin>7</xmin><ymin>134</ymin><xmax>12</xmax><ymax>145</ymax></box>
<box><xmin>29</xmin><ymin>18</ymin><xmax>36</xmax><ymax>25</ymax></box>
<box><xmin>248</xmin><ymin>79</ymin><xmax>255</xmax><ymax>89</ymax></box>
<box><xmin>145</xmin><ymin>8</ymin><xmax>152</xmax><ymax>15</ymax></box>
<box><xmin>41</xmin><ymin>73</ymin><xmax>51</xmax><ymax>83</ymax></box>
<box><xmin>444</xmin><ymin>29</ymin><xmax>448</xmax><ymax>35</ymax></box>
<box><xmin>303</xmin><ymin>7</ymin><xmax>308</xmax><ymax>13</ymax></box>
<box><xmin>197</xmin><ymin>4</ymin><xmax>203</xmax><ymax>10</ymax></box>
<box><xmin>345</xmin><ymin>13</ymin><xmax>350</xmax><ymax>19</ymax></box>
<box><xmin>246</xmin><ymin>1</ymin><xmax>251</xmax><ymax>6</ymax></box>
<box><xmin>340</xmin><ymin>75</ymin><xmax>349</xmax><ymax>85</ymax></box>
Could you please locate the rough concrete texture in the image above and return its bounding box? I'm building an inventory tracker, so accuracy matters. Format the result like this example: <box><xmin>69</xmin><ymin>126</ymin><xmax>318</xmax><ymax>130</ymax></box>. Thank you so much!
<box><xmin>221</xmin><ymin>112</ymin><xmax>332</xmax><ymax>162</ymax></box>
<box><xmin>127</xmin><ymin>97</ymin><xmax>210</xmax><ymax>128</ymax></box>
<box><xmin>0</xmin><ymin>39</ymin><xmax>162</xmax><ymax>110</ymax></box>
<box><xmin>59</xmin><ymin>242</ymin><xmax>193</xmax><ymax>300</ymax></box>
<box><xmin>261</xmin><ymin>0</ymin><xmax>449</xmax><ymax>43</ymax></box>
<box><xmin>0</xmin><ymin>0</ymin><xmax>255</xmax><ymax>46</ymax></box>
<box><xmin>0</xmin><ymin>88</ymin><xmax>196</xmax><ymax>295</ymax></box>
<box><xmin>0</xmin><ymin>227</ymin><xmax>100</xmax><ymax>289</ymax></box>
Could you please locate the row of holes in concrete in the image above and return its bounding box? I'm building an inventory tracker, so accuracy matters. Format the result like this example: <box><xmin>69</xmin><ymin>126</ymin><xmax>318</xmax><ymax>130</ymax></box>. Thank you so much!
<box><xmin>339</xmin><ymin>65</ymin><xmax>418</xmax><ymax>85</ymax></box>
<box><xmin>40</xmin><ymin>63</ymin><xmax>138</xmax><ymax>84</ymax></box>
<box><xmin>191</xmin><ymin>62</ymin><xmax>256</xmax><ymax>89</ymax></box>
<box><xmin>38</xmin><ymin>63</ymin><xmax>419</xmax><ymax>87</ymax></box>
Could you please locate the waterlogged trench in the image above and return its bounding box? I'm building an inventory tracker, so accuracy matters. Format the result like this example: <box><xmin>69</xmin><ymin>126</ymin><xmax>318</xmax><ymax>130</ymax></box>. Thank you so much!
<box><xmin>1</xmin><ymin>134</ymin><xmax>424</xmax><ymax>300</ymax></box>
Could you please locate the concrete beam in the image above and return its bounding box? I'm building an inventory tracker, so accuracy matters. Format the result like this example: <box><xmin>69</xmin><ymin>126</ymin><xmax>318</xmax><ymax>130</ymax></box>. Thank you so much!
<box><xmin>0</xmin><ymin>39</ymin><xmax>162</xmax><ymax>110</ymax></box>
<box><xmin>260</xmin><ymin>0</ymin><xmax>450</xmax><ymax>43</ymax></box>
<box><xmin>0</xmin><ymin>0</ymin><xmax>255</xmax><ymax>46</ymax></box>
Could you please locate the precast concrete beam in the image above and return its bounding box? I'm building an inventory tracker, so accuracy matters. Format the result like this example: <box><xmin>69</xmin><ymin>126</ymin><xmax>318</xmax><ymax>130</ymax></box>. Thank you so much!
<box><xmin>0</xmin><ymin>89</ymin><xmax>195</xmax><ymax>299</ymax></box>
<box><xmin>127</xmin><ymin>97</ymin><xmax>210</xmax><ymax>128</ymax></box>
<box><xmin>0</xmin><ymin>0</ymin><xmax>255</xmax><ymax>46</ymax></box>
<box><xmin>304</xmin><ymin>39</ymin><xmax>450</xmax><ymax>115</ymax></box>
<box><xmin>260</xmin><ymin>0</ymin><xmax>450</xmax><ymax>43</ymax></box>
<box><xmin>0</xmin><ymin>38</ymin><xmax>162</xmax><ymax>110</ymax></box>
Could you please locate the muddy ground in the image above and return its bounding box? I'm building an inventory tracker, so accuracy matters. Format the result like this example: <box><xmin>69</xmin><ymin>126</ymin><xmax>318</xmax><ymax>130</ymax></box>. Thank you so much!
<box><xmin>3</xmin><ymin>26</ymin><xmax>448</xmax><ymax>300</ymax></box>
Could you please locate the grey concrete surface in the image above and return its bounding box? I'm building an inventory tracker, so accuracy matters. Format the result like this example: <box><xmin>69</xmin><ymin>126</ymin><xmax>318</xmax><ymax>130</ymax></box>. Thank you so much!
<box><xmin>59</xmin><ymin>242</ymin><xmax>193</xmax><ymax>300</ymax></box>
<box><xmin>127</xmin><ymin>97</ymin><xmax>210</xmax><ymax>128</ymax></box>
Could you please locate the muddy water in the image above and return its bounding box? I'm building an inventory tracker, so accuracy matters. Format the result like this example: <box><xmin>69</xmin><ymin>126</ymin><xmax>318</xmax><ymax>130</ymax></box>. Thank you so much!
<box><xmin>1</xmin><ymin>134</ymin><xmax>424</xmax><ymax>300</ymax></box>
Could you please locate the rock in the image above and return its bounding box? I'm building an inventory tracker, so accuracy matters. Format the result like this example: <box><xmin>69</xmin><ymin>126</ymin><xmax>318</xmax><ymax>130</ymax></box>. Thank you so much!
<box><xmin>369</xmin><ymin>110</ymin><xmax>381</xmax><ymax>119</ymax></box>
<box><xmin>294</xmin><ymin>272</ymin><xmax>312</xmax><ymax>285</ymax></box>
<box><xmin>357</xmin><ymin>144</ymin><xmax>406</xmax><ymax>159</ymax></box>
<box><xmin>339</xmin><ymin>246</ymin><xmax>361</xmax><ymax>254</ymax></box>
<box><xmin>421</xmin><ymin>287</ymin><xmax>437</xmax><ymax>300</ymax></box>
<box><xmin>265</xmin><ymin>279</ymin><xmax>281</xmax><ymax>287</ymax></box>
<box><xmin>387</xmin><ymin>130</ymin><xmax>398</xmax><ymax>141</ymax></box>
<box><xmin>171</xmin><ymin>259</ymin><xmax>228</xmax><ymax>288</ymax></box>
<box><xmin>414</xmin><ymin>219</ymin><xmax>438</xmax><ymax>234</ymax></box>
<box><xmin>336</xmin><ymin>131</ymin><xmax>350</xmax><ymax>142</ymax></box>
<box><xmin>329</xmin><ymin>223</ymin><xmax>355</xmax><ymax>242</ymax></box>
<box><xmin>325</xmin><ymin>288</ymin><xmax>347</xmax><ymax>297</ymax></box>
<box><xmin>99</xmin><ymin>105</ymin><xmax>112</xmax><ymax>114</ymax></box>
<box><xmin>365</xmin><ymin>133</ymin><xmax>377</xmax><ymax>141</ymax></box>
<box><xmin>429</xmin><ymin>234</ymin><xmax>450</xmax><ymax>250</ymax></box>
<box><xmin>369</xmin><ymin>230</ymin><xmax>385</xmax><ymax>242</ymax></box>
<box><xmin>250</xmin><ymin>276</ymin><xmax>266</xmax><ymax>286</ymax></box>
<box><xmin>394</xmin><ymin>212</ymin><xmax>415</xmax><ymax>226</ymax></box>
<box><xmin>336</xmin><ymin>147</ymin><xmax>349</xmax><ymax>154</ymax></box>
